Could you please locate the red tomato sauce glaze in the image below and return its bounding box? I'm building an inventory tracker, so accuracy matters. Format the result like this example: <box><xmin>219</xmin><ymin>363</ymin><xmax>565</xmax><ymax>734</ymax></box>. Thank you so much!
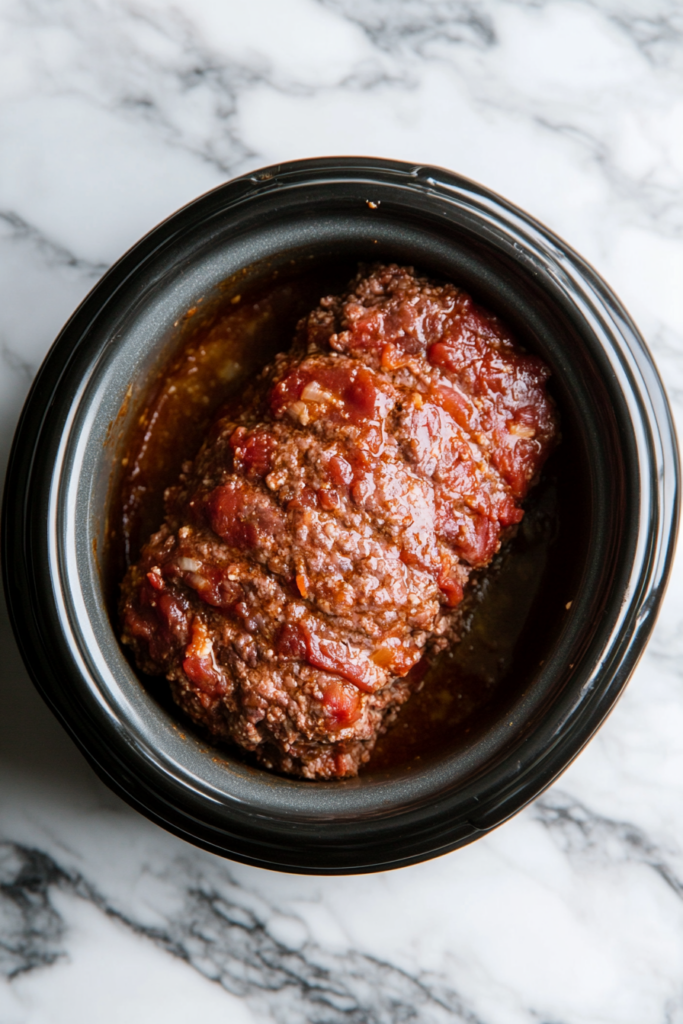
<box><xmin>120</xmin><ymin>265</ymin><xmax>559</xmax><ymax>779</ymax></box>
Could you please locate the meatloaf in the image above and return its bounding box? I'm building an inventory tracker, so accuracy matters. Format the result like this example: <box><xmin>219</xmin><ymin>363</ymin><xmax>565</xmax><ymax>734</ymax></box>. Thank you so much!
<box><xmin>120</xmin><ymin>264</ymin><xmax>558</xmax><ymax>779</ymax></box>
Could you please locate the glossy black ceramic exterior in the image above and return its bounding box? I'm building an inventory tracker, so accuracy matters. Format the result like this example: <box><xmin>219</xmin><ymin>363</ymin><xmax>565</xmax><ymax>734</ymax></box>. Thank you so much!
<box><xmin>2</xmin><ymin>158</ymin><xmax>679</xmax><ymax>873</ymax></box>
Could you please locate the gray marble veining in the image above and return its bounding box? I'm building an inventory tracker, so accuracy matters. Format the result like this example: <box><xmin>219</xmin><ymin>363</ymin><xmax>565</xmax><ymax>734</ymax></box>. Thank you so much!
<box><xmin>1</xmin><ymin>1</ymin><xmax>683</xmax><ymax>1021</ymax></box>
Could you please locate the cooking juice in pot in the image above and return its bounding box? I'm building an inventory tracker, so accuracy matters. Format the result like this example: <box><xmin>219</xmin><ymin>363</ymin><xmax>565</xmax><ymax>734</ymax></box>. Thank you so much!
<box><xmin>107</xmin><ymin>259</ymin><xmax>575</xmax><ymax>779</ymax></box>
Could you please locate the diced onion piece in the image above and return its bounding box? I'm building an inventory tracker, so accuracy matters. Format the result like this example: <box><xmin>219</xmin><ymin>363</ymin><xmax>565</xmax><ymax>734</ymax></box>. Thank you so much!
<box><xmin>301</xmin><ymin>380</ymin><xmax>334</xmax><ymax>404</ymax></box>
<box><xmin>187</xmin><ymin>573</ymin><xmax>210</xmax><ymax>590</ymax></box>
<box><xmin>288</xmin><ymin>400</ymin><xmax>311</xmax><ymax>425</ymax></box>
<box><xmin>177</xmin><ymin>557</ymin><xmax>202</xmax><ymax>572</ymax></box>
<box><xmin>508</xmin><ymin>422</ymin><xmax>536</xmax><ymax>438</ymax></box>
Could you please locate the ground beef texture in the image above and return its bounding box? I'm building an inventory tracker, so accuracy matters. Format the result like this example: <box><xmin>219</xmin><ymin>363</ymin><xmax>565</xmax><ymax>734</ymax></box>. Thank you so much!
<box><xmin>120</xmin><ymin>265</ymin><xmax>558</xmax><ymax>779</ymax></box>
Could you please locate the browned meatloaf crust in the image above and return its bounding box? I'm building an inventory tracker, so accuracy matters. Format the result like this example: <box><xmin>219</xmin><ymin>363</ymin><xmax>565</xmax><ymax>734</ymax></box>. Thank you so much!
<box><xmin>120</xmin><ymin>264</ymin><xmax>559</xmax><ymax>779</ymax></box>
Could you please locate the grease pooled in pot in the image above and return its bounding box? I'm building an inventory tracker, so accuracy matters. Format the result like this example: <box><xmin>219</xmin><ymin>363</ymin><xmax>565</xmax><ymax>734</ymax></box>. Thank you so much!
<box><xmin>117</xmin><ymin>264</ymin><xmax>559</xmax><ymax>779</ymax></box>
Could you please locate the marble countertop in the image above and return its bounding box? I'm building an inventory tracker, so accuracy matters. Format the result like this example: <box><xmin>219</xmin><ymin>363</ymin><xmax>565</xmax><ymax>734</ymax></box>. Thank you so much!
<box><xmin>1</xmin><ymin>1</ymin><xmax>683</xmax><ymax>1021</ymax></box>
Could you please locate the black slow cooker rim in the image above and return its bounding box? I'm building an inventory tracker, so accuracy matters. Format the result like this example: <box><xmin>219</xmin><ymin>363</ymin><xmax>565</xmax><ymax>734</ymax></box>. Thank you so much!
<box><xmin>2</xmin><ymin>156</ymin><xmax>679</xmax><ymax>874</ymax></box>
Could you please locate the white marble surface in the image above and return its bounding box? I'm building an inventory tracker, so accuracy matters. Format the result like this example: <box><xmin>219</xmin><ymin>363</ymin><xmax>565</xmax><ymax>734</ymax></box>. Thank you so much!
<box><xmin>1</xmin><ymin>0</ymin><xmax>683</xmax><ymax>1020</ymax></box>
